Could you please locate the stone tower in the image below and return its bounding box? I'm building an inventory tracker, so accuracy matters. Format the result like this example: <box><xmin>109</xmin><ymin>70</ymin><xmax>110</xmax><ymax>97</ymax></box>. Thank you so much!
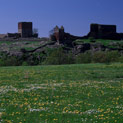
<box><xmin>18</xmin><ymin>22</ymin><xmax>33</xmax><ymax>38</ymax></box>
<box><xmin>54</xmin><ymin>25</ymin><xmax>60</xmax><ymax>41</ymax></box>
<box><xmin>59</xmin><ymin>26</ymin><xmax>65</xmax><ymax>42</ymax></box>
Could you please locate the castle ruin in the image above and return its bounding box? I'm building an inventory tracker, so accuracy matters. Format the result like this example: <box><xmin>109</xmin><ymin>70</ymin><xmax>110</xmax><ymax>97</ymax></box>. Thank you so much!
<box><xmin>18</xmin><ymin>22</ymin><xmax>33</xmax><ymax>38</ymax></box>
<box><xmin>87</xmin><ymin>24</ymin><xmax>123</xmax><ymax>40</ymax></box>
<box><xmin>50</xmin><ymin>25</ymin><xmax>83</xmax><ymax>44</ymax></box>
<box><xmin>0</xmin><ymin>22</ymin><xmax>123</xmax><ymax>41</ymax></box>
<box><xmin>0</xmin><ymin>22</ymin><xmax>38</xmax><ymax>39</ymax></box>
<box><xmin>50</xmin><ymin>23</ymin><xmax>123</xmax><ymax>43</ymax></box>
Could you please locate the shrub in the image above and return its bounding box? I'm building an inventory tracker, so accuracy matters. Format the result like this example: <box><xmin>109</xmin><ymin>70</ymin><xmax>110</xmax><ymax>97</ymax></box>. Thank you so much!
<box><xmin>92</xmin><ymin>51</ymin><xmax>107</xmax><ymax>63</ymax></box>
<box><xmin>0</xmin><ymin>56</ymin><xmax>21</xmax><ymax>66</ymax></box>
<box><xmin>22</xmin><ymin>61</ymin><xmax>29</xmax><ymax>66</ymax></box>
<box><xmin>65</xmin><ymin>53</ymin><xmax>75</xmax><ymax>64</ymax></box>
<box><xmin>76</xmin><ymin>52</ymin><xmax>92</xmax><ymax>64</ymax></box>
<box><xmin>105</xmin><ymin>51</ymin><xmax>120</xmax><ymax>63</ymax></box>
<box><xmin>43</xmin><ymin>48</ymin><xmax>70</xmax><ymax>65</ymax></box>
<box><xmin>118</xmin><ymin>55</ymin><xmax>123</xmax><ymax>63</ymax></box>
<box><xmin>0</xmin><ymin>59</ymin><xmax>5</xmax><ymax>66</ymax></box>
<box><xmin>92</xmin><ymin>51</ymin><xmax>121</xmax><ymax>63</ymax></box>
<box><xmin>0</xmin><ymin>50</ymin><xmax>122</xmax><ymax>66</ymax></box>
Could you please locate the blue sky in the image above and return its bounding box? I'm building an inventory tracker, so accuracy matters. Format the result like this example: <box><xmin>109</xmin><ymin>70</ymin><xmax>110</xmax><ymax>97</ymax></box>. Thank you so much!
<box><xmin>0</xmin><ymin>0</ymin><xmax>123</xmax><ymax>37</ymax></box>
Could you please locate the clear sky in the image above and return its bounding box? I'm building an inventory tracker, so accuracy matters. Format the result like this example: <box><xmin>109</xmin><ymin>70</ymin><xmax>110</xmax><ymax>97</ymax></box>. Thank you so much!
<box><xmin>0</xmin><ymin>0</ymin><xmax>123</xmax><ymax>37</ymax></box>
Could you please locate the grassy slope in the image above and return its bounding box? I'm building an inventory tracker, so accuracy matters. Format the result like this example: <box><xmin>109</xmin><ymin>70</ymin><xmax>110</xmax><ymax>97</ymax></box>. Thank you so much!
<box><xmin>0</xmin><ymin>39</ymin><xmax>123</xmax><ymax>53</ymax></box>
<box><xmin>0</xmin><ymin>41</ymin><xmax>46</xmax><ymax>52</ymax></box>
<box><xmin>75</xmin><ymin>39</ymin><xmax>123</xmax><ymax>48</ymax></box>
<box><xmin>0</xmin><ymin>63</ymin><xmax>123</xmax><ymax>123</ymax></box>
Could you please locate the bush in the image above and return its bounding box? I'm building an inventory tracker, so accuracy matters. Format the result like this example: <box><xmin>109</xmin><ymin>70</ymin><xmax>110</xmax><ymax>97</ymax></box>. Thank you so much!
<box><xmin>75</xmin><ymin>51</ymin><xmax>122</xmax><ymax>64</ymax></box>
<box><xmin>105</xmin><ymin>51</ymin><xmax>121</xmax><ymax>63</ymax></box>
<box><xmin>118</xmin><ymin>55</ymin><xmax>123</xmax><ymax>63</ymax></box>
<box><xmin>43</xmin><ymin>48</ymin><xmax>74</xmax><ymax>65</ymax></box>
<box><xmin>76</xmin><ymin>52</ymin><xmax>92</xmax><ymax>64</ymax></box>
<box><xmin>22</xmin><ymin>61</ymin><xmax>29</xmax><ymax>66</ymax></box>
<box><xmin>0</xmin><ymin>56</ymin><xmax>21</xmax><ymax>66</ymax></box>
<box><xmin>0</xmin><ymin>59</ymin><xmax>5</xmax><ymax>66</ymax></box>
<box><xmin>92</xmin><ymin>51</ymin><xmax>107</xmax><ymax>63</ymax></box>
<box><xmin>0</xmin><ymin>50</ymin><xmax>122</xmax><ymax>66</ymax></box>
<box><xmin>92</xmin><ymin>51</ymin><xmax>121</xmax><ymax>63</ymax></box>
<box><xmin>65</xmin><ymin>53</ymin><xmax>75</xmax><ymax>64</ymax></box>
<box><xmin>43</xmin><ymin>48</ymin><xmax>65</xmax><ymax>65</ymax></box>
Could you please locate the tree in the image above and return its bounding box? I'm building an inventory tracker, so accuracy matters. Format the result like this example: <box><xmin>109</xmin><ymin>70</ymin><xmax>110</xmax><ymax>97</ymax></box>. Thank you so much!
<box><xmin>33</xmin><ymin>28</ymin><xmax>38</xmax><ymax>35</ymax></box>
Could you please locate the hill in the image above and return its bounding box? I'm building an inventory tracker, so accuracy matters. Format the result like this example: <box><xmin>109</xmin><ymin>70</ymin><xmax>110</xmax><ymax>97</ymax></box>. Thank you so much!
<box><xmin>0</xmin><ymin>38</ymin><xmax>123</xmax><ymax>54</ymax></box>
<box><xmin>0</xmin><ymin>38</ymin><xmax>123</xmax><ymax>66</ymax></box>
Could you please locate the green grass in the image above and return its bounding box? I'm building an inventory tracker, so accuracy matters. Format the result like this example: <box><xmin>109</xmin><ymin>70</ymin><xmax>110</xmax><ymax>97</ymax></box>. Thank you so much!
<box><xmin>75</xmin><ymin>39</ymin><xmax>123</xmax><ymax>48</ymax></box>
<box><xmin>0</xmin><ymin>63</ymin><xmax>123</xmax><ymax>123</ymax></box>
<box><xmin>0</xmin><ymin>41</ymin><xmax>45</xmax><ymax>52</ymax></box>
<box><xmin>0</xmin><ymin>41</ymin><xmax>13</xmax><ymax>45</ymax></box>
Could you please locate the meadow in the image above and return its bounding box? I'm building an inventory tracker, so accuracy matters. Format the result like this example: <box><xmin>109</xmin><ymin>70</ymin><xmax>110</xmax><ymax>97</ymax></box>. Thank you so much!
<box><xmin>0</xmin><ymin>63</ymin><xmax>123</xmax><ymax>123</ymax></box>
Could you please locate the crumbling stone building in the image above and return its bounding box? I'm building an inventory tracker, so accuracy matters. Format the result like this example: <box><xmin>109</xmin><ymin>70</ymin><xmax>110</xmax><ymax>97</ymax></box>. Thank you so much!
<box><xmin>87</xmin><ymin>23</ymin><xmax>123</xmax><ymax>40</ymax></box>
<box><xmin>18</xmin><ymin>22</ymin><xmax>33</xmax><ymax>38</ymax></box>
<box><xmin>0</xmin><ymin>33</ymin><xmax>20</xmax><ymax>39</ymax></box>
<box><xmin>50</xmin><ymin>24</ymin><xmax>123</xmax><ymax>43</ymax></box>
<box><xmin>50</xmin><ymin>26</ymin><xmax>83</xmax><ymax>44</ymax></box>
<box><xmin>0</xmin><ymin>22</ymin><xmax>38</xmax><ymax>39</ymax></box>
<box><xmin>50</xmin><ymin>26</ymin><xmax>65</xmax><ymax>43</ymax></box>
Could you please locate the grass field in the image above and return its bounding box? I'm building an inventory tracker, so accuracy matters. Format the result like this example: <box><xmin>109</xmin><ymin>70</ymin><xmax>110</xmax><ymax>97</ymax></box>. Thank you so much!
<box><xmin>0</xmin><ymin>63</ymin><xmax>123</xmax><ymax>123</ymax></box>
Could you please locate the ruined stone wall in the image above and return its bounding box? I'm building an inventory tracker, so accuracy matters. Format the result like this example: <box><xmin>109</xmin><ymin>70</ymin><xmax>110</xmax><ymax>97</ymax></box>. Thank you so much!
<box><xmin>50</xmin><ymin>26</ymin><xmax>83</xmax><ymax>43</ymax></box>
<box><xmin>88</xmin><ymin>24</ymin><xmax>117</xmax><ymax>39</ymax></box>
<box><xmin>90</xmin><ymin>24</ymin><xmax>116</xmax><ymax>33</ymax></box>
<box><xmin>0</xmin><ymin>34</ymin><xmax>8</xmax><ymax>39</ymax></box>
<box><xmin>7</xmin><ymin>33</ymin><xmax>21</xmax><ymax>38</ymax></box>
